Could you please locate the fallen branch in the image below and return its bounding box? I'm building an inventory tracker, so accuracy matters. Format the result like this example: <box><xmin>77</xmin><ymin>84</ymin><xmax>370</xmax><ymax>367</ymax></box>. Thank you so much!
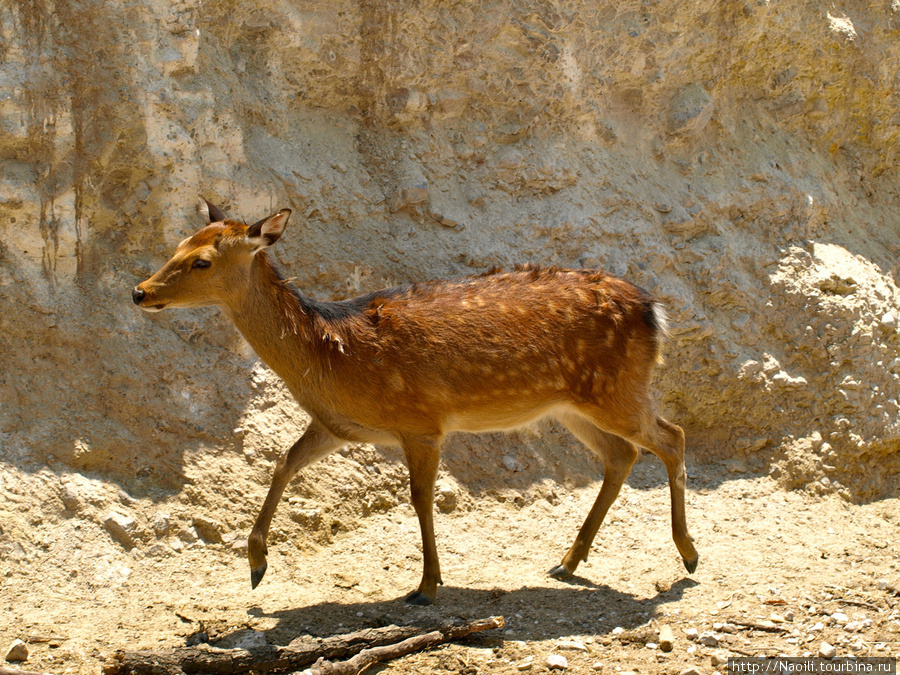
<box><xmin>103</xmin><ymin>616</ymin><xmax>505</xmax><ymax>675</ymax></box>
<box><xmin>836</xmin><ymin>598</ymin><xmax>882</xmax><ymax>612</ymax></box>
<box><xmin>729</xmin><ymin>620</ymin><xmax>788</xmax><ymax>634</ymax></box>
<box><xmin>305</xmin><ymin>616</ymin><xmax>505</xmax><ymax>675</ymax></box>
<box><xmin>0</xmin><ymin>668</ymin><xmax>55</xmax><ymax>675</ymax></box>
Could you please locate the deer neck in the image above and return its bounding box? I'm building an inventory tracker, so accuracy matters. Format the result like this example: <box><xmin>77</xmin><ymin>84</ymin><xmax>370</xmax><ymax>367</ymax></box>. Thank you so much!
<box><xmin>223</xmin><ymin>253</ymin><xmax>319</xmax><ymax>384</ymax></box>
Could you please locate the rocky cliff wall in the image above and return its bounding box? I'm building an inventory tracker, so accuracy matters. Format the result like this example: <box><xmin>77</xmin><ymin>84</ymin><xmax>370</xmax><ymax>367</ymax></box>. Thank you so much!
<box><xmin>2</xmin><ymin>0</ymin><xmax>900</xmax><ymax>505</ymax></box>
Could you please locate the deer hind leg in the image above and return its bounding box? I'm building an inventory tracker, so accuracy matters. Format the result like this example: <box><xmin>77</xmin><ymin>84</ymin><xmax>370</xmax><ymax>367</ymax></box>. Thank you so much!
<box><xmin>248</xmin><ymin>422</ymin><xmax>344</xmax><ymax>589</ymax></box>
<box><xmin>400</xmin><ymin>435</ymin><xmax>442</xmax><ymax>605</ymax></box>
<box><xmin>569</xmin><ymin>403</ymin><xmax>698</xmax><ymax>575</ymax></box>
<box><xmin>647</xmin><ymin>416</ymin><xmax>699</xmax><ymax>572</ymax></box>
<box><xmin>549</xmin><ymin>412</ymin><xmax>639</xmax><ymax>579</ymax></box>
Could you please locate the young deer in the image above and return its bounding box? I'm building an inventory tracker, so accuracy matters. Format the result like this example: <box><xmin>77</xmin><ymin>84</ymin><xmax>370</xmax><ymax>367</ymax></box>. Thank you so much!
<box><xmin>132</xmin><ymin>200</ymin><xmax>698</xmax><ymax>605</ymax></box>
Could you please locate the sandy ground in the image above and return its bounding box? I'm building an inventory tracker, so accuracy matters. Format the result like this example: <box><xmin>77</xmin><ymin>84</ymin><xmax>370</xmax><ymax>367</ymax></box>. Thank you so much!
<box><xmin>2</xmin><ymin>457</ymin><xmax>899</xmax><ymax>675</ymax></box>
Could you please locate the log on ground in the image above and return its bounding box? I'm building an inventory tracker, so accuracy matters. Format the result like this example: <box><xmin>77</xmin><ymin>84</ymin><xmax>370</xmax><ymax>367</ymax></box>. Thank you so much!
<box><xmin>103</xmin><ymin>616</ymin><xmax>505</xmax><ymax>675</ymax></box>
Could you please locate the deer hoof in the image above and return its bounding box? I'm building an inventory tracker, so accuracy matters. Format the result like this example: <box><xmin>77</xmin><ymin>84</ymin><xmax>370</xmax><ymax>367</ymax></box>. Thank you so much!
<box><xmin>250</xmin><ymin>563</ymin><xmax>267</xmax><ymax>589</ymax></box>
<box><xmin>403</xmin><ymin>590</ymin><xmax>434</xmax><ymax>606</ymax></box>
<box><xmin>683</xmin><ymin>555</ymin><xmax>699</xmax><ymax>574</ymax></box>
<box><xmin>547</xmin><ymin>564</ymin><xmax>574</xmax><ymax>580</ymax></box>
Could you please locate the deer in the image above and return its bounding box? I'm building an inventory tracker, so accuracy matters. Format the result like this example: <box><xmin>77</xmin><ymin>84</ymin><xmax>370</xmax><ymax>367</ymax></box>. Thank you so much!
<box><xmin>132</xmin><ymin>199</ymin><xmax>698</xmax><ymax>605</ymax></box>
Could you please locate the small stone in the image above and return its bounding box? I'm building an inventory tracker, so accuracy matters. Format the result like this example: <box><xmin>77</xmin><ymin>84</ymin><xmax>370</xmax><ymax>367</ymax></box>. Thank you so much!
<box><xmin>819</xmin><ymin>641</ymin><xmax>836</xmax><ymax>659</ymax></box>
<box><xmin>557</xmin><ymin>640</ymin><xmax>587</xmax><ymax>651</ymax></box>
<box><xmin>154</xmin><ymin>512</ymin><xmax>171</xmax><ymax>537</ymax></box>
<box><xmin>118</xmin><ymin>489</ymin><xmax>137</xmax><ymax>505</ymax></box>
<box><xmin>104</xmin><ymin>512</ymin><xmax>138</xmax><ymax>549</ymax></box>
<box><xmin>684</xmin><ymin>627</ymin><xmax>700</xmax><ymax>641</ymax></box>
<box><xmin>699</xmin><ymin>631</ymin><xmax>719</xmax><ymax>647</ymax></box>
<box><xmin>517</xmin><ymin>657</ymin><xmax>534</xmax><ymax>671</ymax></box>
<box><xmin>546</xmin><ymin>654</ymin><xmax>568</xmax><ymax>670</ymax></box>
<box><xmin>659</xmin><ymin>625</ymin><xmax>675</xmax><ymax>652</ymax></box>
<box><xmin>844</xmin><ymin>621</ymin><xmax>863</xmax><ymax>633</ymax></box>
<box><xmin>881</xmin><ymin>312</ymin><xmax>896</xmax><ymax>329</ymax></box>
<box><xmin>435</xmin><ymin>484</ymin><xmax>458</xmax><ymax>513</ymax></box>
<box><xmin>612</xmin><ymin>627</ymin><xmax>625</xmax><ymax>635</ymax></box>
<box><xmin>784</xmin><ymin>610</ymin><xmax>795</xmax><ymax>621</ymax></box>
<box><xmin>831</xmin><ymin>612</ymin><xmax>849</xmax><ymax>625</ymax></box>
<box><xmin>502</xmin><ymin>455</ymin><xmax>521</xmax><ymax>472</ymax></box>
<box><xmin>711</xmin><ymin>652</ymin><xmax>728</xmax><ymax>667</ymax></box>
<box><xmin>591</xmin><ymin>661</ymin><xmax>605</xmax><ymax>671</ymax></box>
<box><xmin>5</xmin><ymin>639</ymin><xmax>28</xmax><ymax>662</ymax></box>
<box><xmin>192</xmin><ymin>516</ymin><xmax>224</xmax><ymax>544</ymax></box>
<box><xmin>680</xmin><ymin>668</ymin><xmax>703</xmax><ymax>675</ymax></box>
<box><xmin>60</xmin><ymin>483</ymin><xmax>81</xmax><ymax>510</ymax></box>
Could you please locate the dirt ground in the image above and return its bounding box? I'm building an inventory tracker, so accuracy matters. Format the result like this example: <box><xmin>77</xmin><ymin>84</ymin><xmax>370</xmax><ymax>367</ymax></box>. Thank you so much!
<box><xmin>2</xmin><ymin>452</ymin><xmax>899</xmax><ymax>675</ymax></box>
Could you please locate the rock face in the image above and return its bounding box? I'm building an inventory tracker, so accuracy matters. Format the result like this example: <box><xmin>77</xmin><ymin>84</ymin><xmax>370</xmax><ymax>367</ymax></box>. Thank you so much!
<box><xmin>1</xmin><ymin>0</ymin><xmax>900</xmax><ymax>501</ymax></box>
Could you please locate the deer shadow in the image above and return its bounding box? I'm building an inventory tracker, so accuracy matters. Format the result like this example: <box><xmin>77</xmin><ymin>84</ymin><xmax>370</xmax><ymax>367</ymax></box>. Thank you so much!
<box><xmin>239</xmin><ymin>577</ymin><xmax>699</xmax><ymax>647</ymax></box>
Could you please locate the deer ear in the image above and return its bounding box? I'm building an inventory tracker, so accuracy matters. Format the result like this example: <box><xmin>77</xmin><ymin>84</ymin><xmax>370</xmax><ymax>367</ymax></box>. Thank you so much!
<box><xmin>199</xmin><ymin>198</ymin><xmax>227</xmax><ymax>223</ymax></box>
<box><xmin>247</xmin><ymin>209</ymin><xmax>291</xmax><ymax>252</ymax></box>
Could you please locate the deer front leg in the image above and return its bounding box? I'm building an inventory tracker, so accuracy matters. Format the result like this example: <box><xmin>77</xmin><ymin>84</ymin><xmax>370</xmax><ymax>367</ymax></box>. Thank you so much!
<box><xmin>248</xmin><ymin>422</ymin><xmax>344</xmax><ymax>588</ymax></box>
<box><xmin>400</xmin><ymin>435</ymin><xmax>442</xmax><ymax>605</ymax></box>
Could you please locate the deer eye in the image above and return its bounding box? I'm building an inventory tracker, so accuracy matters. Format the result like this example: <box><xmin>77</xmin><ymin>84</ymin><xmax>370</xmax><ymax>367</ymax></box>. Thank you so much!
<box><xmin>192</xmin><ymin>259</ymin><xmax>211</xmax><ymax>269</ymax></box>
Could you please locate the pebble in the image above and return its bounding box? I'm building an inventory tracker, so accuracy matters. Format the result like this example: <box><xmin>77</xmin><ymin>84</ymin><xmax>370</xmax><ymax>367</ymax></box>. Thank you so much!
<box><xmin>684</xmin><ymin>628</ymin><xmax>700</xmax><ymax>640</ymax></box>
<box><xmin>680</xmin><ymin>668</ymin><xmax>703</xmax><ymax>675</ymax></box>
<box><xmin>517</xmin><ymin>657</ymin><xmax>534</xmax><ymax>671</ymax></box>
<box><xmin>104</xmin><ymin>512</ymin><xmax>138</xmax><ymax>548</ymax></box>
<box><xmin>659</xmin><ymin>625</ymin><xmax>675</xmax><ymax>652</ymax></box>
<box><xmin>699</xmin><ymin>631</ymin><xmax>720</xmax><ymax>647</ymax></box>
<box><xmin>819</xmin><ymin>641</ymin><xmax>836</xmax><ymax>659</ymax></box>
<box><xmin>557</xmin><ymin>639</ymin><xmax>587</xmax><ymax>651</ymax></box>
<box><xmin>154</xmin><ymin>512</ymin><xmax>171</xmax><ymax>536</ymax></box>
<box><xmin>711</xmin><ymin>652</ymin><xmax>728</xmax><ymax>667</ymax></box>
<box><xmin>591</xmin><ymin>661</ymin><xmax>605</xmax><ymax>671</ymax></box>
<box><xmin>5</xmin><ymin>639</ymin><xmax>28</xmax><ymax>662</ymax></box>
<box><xmin>546</xmin><ymin>654</ymin><xmax>568</xmax><ymax>670</ymax></box>
<box><xmin>809</xmin><ymin>622</ymin><xmax>824</xmax><ymax>632</ymax></box>
<box><xmin>830</xmin><ymin>612</ymin><xmax>849</xmax><ymax>624</ymax></box>
<box><xmin>60</xmin><ymin>482</ymin><xmax>81</xmax><ymax>510</ymax></box>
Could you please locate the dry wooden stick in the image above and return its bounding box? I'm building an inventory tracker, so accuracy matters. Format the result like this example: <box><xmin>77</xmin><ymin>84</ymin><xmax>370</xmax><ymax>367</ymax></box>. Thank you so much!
<box><xmin>0</xmin><ymin>667</ymin><xmax>55</xmax><ymax>675</ymax></box>
<box><xmin>103</xmin><ymin>616</ymin><xmax>505</xmax><ymax>675</ymax></box>
<box><xmin>729</xmin><ymin>620</ymin><xmax>788</xmax><ymax>634</ymax></box>
<box><xmin>306</xmin><ymin>616</ymin><xmax>505</xmax><ymax>675</ymax></box>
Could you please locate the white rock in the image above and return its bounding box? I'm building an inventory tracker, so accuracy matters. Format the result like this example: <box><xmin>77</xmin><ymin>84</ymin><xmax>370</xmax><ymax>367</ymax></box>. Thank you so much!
<box><xmin>882</xmin><ymin>312</ymin><xmax>896</xmax><ymax>329</ymax></box>
<box><xmin>831</xmin><ymin>612</ymin><xmax>849</xmax><ymax>624</ymax></box>
<box><xmin>684</xmin><ymin>627</ymin><xmax>700</xmax><ymax>640</ymax></box>
<box><xmin>819</xmin><ymin>641</ymin><xmax>836</xmax><ymax>658</ymax></box>
<box><xmin>591</xmin><ymin>661</ymin><xmax>605</xmax><ymax>670</ymax></box>
<box><xmin>104</xmin><ymin>512</ymin><xmax>138</xmax><ymax>548</ymax></box>
<box><xmin>557</xmin><ymin>639</ymin><xmax>587</xmax><ymax>651</ymax></box>
<box><xmin>546</xmin><ymin>654</ymin><xmax>568</xmax><ymax>670</ymax></box>
<box><xmin>844</xmin><ymin>621</ymin><xmax>862</xmax><ymax>632</ymax></box>
<box><xmin>809</xmin><ymin>622</ymin><xmax>824</xmax><ymax>632</ymax></box>
<box><xmin>5</xmin><ymin>639</ymin><xmax>28</xmax><ymax>662</ymax></box>
<box><xmin>502</xmin><ymin>455</ymin><xmax>521</xmax><ymax>472</ymax></box>
<box><xmin>154</xmin><ymin>512</ymin><xmax>171</xmax><ymax>536</ymax></box>
<box><xmin>612</xmin><ymin>627</ymin><xmax>624</xmax><ymax>635</ymax></box>
<box><xmin>699</xmin><ymin>631</ymin><xmax>719</xmax><ymax>647</ymax></box>
<box><xmin>680</xmin><ymin>668</ymin><xmax>704</xmax><ymax>675</ymax></box>
<box><xmin>517</xmin><ymin>657</ymin><xmax>534</xmax><ymax>671</ymax></box>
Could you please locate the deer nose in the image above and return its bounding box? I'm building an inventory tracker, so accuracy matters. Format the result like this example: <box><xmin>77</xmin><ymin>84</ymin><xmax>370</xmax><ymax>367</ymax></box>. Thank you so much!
<box><xmin>132</xmin><ymin>287</ymin><xmax>146</xmax><ymax>305</ymax></box>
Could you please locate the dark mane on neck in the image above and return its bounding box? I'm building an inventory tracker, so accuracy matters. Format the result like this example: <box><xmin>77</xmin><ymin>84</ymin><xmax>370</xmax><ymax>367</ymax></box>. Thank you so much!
<box><xmin>256</xmin><ymin>252</ymin><xmax>375</xmax><ymax>351</ymax></box>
